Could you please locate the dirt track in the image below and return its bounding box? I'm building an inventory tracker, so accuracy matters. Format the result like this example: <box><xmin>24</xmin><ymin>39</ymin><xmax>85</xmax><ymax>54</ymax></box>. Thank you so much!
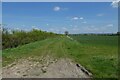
<box><xmin>3</xmin><ymin>56</ymin><xmax>92</xmax><ymax>78</ymax></box>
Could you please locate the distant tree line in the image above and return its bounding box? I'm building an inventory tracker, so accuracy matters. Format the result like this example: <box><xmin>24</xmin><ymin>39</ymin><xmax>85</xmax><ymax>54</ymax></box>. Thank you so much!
<box><xmin>69</xmin><ymin>33</ymin><xmax>119</xmax><ymax>36</ymax></box>
<box><xmin>2</xmin><ymin>28</ymin><xmax>59</xmax><ymax>49</ymax></box>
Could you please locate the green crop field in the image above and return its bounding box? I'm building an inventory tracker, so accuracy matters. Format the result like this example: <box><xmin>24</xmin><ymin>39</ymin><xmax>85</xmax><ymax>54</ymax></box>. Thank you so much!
<box><xmin>70</xmin><ymin>35</ymin><xmax>118</xmax><ymax>78</ymax></box>
<box><xmin>2</xmin><ymin>35</ymin><xmax>118</xmax><ymax>78</ymax></box>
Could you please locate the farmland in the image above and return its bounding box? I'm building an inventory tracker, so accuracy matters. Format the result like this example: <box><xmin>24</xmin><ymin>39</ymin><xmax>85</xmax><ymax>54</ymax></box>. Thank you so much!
<box><xmin>2</xmin><ymin>34</ymin><xmax>118</xmax><ymax>78</ymax></box>
<box><xmin>70</xmin><ymin>35</ymin><xmax>118</xmax><ymax>78</ymax></box>
<box><xmin>2</xmin><ymin>2</ymin><xmax>118</xmax><ymax>78</ymax></box>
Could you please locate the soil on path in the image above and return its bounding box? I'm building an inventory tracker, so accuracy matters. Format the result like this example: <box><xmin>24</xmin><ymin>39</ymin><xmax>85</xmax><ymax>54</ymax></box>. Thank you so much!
<box><xmin>2</xmin><ymin>56</ymin><xmax>92</xmax><ymax>78</ymax></box>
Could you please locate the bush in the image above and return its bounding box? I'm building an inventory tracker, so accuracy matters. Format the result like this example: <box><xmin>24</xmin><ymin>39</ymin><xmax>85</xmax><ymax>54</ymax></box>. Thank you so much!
<box><xmin>2</xmin><ymin>28</ymin><xmax>58</xmax><ymax>49</ymax></box>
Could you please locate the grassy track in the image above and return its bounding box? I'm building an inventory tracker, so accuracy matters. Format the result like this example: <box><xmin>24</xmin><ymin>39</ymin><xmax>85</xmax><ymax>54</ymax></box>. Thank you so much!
<box><xmin>2</xmin><ymin>35</ymin><xmax>118</xmax><ymax>78</ymax></box>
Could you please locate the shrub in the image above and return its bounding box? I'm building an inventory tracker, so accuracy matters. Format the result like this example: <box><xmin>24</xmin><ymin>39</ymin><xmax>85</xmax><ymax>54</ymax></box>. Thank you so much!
<box><xmin>2</xmin><ymin>28</ymin><xmax>58</xmax><ymax>49</ymax></box>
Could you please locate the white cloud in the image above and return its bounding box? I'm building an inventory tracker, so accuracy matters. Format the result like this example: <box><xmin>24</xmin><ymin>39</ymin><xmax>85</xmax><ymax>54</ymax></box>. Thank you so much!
<box><xmin>72</xmin><ymin>16</ymin><xmax>84</xmax><ymax>20</ymax></box>
<box><xmin>111</xmin><ymin>0</ymin><xmax>120</xmax><ymax>8</ymax></box>
<box><xmin>53</xmin><ymin>6</ymin><xmax>68</xmax><ymax>12</ymax></box>
<box><xmin>72</xmin><ymin>17</ymin><xmax>79</xmax><ymax>20</ymax></box>
<box><xmin>80</xmin><ymin>17</ymin><xmax>84</xmax><ymax>20</ymax></box>
<box><xmin>53</xmin><ymin>6</ymin><xmax>61</xmax><ymax>11</ymax></box>
<box><xmin>97</xmin><ymin>13</ymin><xmax>104</xmax><ymax>17</ymax></box>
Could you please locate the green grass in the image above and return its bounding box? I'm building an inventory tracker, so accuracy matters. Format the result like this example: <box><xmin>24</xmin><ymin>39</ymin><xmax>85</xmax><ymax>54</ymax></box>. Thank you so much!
<box><xmin>69</xmin><ymin>35</ymin><xmax>118</xmax><ymax>78</ymax></box>
<box><xmin>2</xmin><ymin>35</ymin><xmax>118</xmax><ymax>78</ymax></box>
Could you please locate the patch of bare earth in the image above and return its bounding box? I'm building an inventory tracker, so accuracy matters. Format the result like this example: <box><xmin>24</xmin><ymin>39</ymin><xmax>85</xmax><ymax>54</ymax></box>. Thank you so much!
<box><xmin>2</xmin><ymin>56</ymin><xmax>92</xmax><ymax>78</ymax></box>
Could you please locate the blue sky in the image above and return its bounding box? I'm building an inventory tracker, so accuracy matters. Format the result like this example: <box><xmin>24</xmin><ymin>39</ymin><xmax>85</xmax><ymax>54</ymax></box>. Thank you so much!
<box><xmin>3</xmin><ymin>2</ymin><xmax>118</xmax><ymax>34</ymax></box>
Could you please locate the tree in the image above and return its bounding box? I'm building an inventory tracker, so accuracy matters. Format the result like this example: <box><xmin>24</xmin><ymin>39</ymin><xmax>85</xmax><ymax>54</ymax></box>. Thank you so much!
<box><xmin>117</xmin><ymin>32</ymin><xmax>120</xmax><ymax>35</ymax></box>
<box><xmin>65</xmin><ymin>31</ymin><xmax>69</xmax><ymax>35</ymax></box>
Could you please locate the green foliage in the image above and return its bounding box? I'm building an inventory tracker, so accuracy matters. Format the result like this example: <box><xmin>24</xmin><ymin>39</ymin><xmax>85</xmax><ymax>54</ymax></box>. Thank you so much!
<box><xmin>2</xmin><ymin>34</ymin><xmax>118</xmax><ymax>78</ymax></box>
<box><xmin>69</xmin><ymin>35</ymin><xmax>118</xmax><ymax>78</ymax></box>
<box><xmin>2</xmin><ymin>28</ymin><xmax>58</xmax><ymax>49</ymax></box>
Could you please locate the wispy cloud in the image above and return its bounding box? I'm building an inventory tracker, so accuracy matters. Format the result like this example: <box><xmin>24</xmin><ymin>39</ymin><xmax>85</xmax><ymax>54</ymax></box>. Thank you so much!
<box><xmin>74</xmin><ymin>25</ymin><xmax>78</xmax><ymax>28</ymax></box>
<box><xmin>14</xmin><ymin>27</ymin><xmax>21</xmax><ymax>31</ymax></box>
<box><xmin>85</xmin><ymin>26</ymin><xmax>99</xmax><ymax>31</ymax></box>
<box><xmin>80</xmin><ymin>17</ymin><xmax>84</xmax><ymax>20</ymax></box>
<box><xmin>72</xmin><ymin>16</ymin><xmax>84</xmax><ymax>20</ymax></box>
<box><xmin>31</xmin><ymin>26</ymin><xmax>40</xmax><ymax>30</ymax></box>
<box><xmin>32</xmin><ymin>26</ymin><xmax>36</xmax><ymax>28</ymax></box>
<box><xmin>62</xmin><ymin>27</ymin><xmax>67</xmax><ymax>30</ymax></box>
<box><xmin>72</xmin><ymin>17</ymin><xmax>79</xmax><ymax>20</ymax></box>
<box><xmin>53</xmin><ymin>6</ymin><xmax>61</xmax><ymax>11</ymax></box>
<box><xmin>97</xmin><ymin>13</ymin><xmax>104</xmax><ymax>17</ymax></box>
<box><xmin>46</xmin><ymin>24</ymin><xmax>49</xmax><ymax>26</ymax></box>
<box><xmin>53</xmin><ymin>6</ymin><xmax>68</xmax><ymax>11</ymax></box>
<box><xmin>111</xmin><ymin>0</ymin><xmax>120</xmax><ymax>8</ymax></box>
<box><xmin>83</xmin><ymin>24</ymin><xmax>115</xmax><ymax>33</ymax></box>
<box><xmin>49</xmin><ymin>28</ymin><xmax>54</xmax><ymax>31</ymax></box>
<box><xmin>106</xmin><ymin>24</ymin><xmax>114</xmax><ymax>27</ymax></box>
<box><xmin>73</xmin><ymin>28</ymin><xmax>79</xmax><ymax>31</ymax></box>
